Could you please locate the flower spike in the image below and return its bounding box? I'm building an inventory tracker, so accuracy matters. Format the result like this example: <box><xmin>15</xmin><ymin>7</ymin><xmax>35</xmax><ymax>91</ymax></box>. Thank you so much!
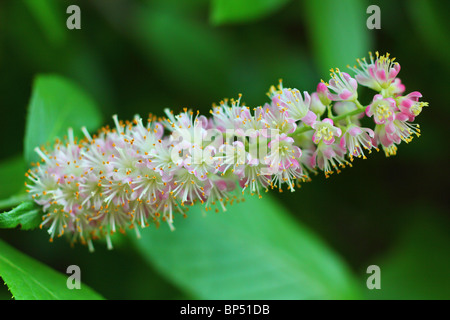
<box><xmin>26</xmin><ymin>52</ymin><xmax>428</xmax><ymax>251</ymax></box>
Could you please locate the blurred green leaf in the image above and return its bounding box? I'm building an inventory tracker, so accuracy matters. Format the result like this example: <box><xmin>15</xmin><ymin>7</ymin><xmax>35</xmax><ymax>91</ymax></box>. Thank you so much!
<box><xmin>61</xmin><ymin>238</ymin><xmax>188</xmax><ymax>300</ymax></box>
<box><xmin>211</xmin><ymin>0</ymin><xmax>292</xmax><ymax>25</ymax></box>
<box><xmin>0</xmin><ymin>201</ymin><xmax>42</xmax><ymax>230</ymax></box>
<box><xmin>407</xmin><ymin>0</ymin><xmax>450</xmax><ymax>70</ymax></box>
<box><xmin>134</xmin><ymin>3</ymin><xmax>234</xmax><ymax>100</ymax></box>
<box><xmin>133</xmin><ymin>195</ymin><xmax>360</xmax><ymax>299</ymax></box>
<box><xmin>0</xmin><ymin>156</ymin><xmax>25</xmax><ymax>199</ymax></box>
<box><xmin>0</xmin><ymin>239</ymin><xmax>104</xmax><ymax>300</ymax></box>
<box><xmin>24</xmin><ymin>74</ymin><xmax>103</xmax><ymax>164</ymax></box>
<box><xmin>302</xmin><ymin>0</ymin><xmax>372</xmax><ymax>77</ymax></box>
<box><xmin>23</xmin><ymin>0</ymin><xmax>67</xmax><ymax>46</ymax></box>
<box><xmin>364</xmin><ymin>209</ymin><xmax>450</xmax><ymax>300</ymax></box>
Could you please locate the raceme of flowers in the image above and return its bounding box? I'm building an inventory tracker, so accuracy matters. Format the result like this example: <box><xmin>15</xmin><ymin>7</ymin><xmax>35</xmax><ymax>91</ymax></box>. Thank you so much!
<box><xmin>25</xmin><ymin>52</ymin><xmax>428</xmax><ymax>251</ymax></box>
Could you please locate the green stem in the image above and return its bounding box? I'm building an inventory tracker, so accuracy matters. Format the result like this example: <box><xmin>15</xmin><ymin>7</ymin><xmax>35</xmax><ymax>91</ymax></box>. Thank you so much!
<box><xmin>291</xmin><ymin>100</ymin><xmax>367</xmax><ymax>138</ymax></box>
<box><xmin>0</xmin><ymin>193</ymin><xmax>30</xmax><ymax>212</ymax></box>
<box><xmin>293</xmin><ymin>126</ymin><xmax>314</xmax><ymax>136</ymax></box>
<box><xmin>331</xmin><ymin>100</ymin><xmax>366</xmax><ymax>123</ymax></box>
<box><xmin>331</xmin><ymin>107</ymin><xmax>365</xmax><ymax>123</ymax></box>
<box><xmin>326</xmin><ymin>104</ymin><xmax>332</xmax><ymax>118</ymax></box>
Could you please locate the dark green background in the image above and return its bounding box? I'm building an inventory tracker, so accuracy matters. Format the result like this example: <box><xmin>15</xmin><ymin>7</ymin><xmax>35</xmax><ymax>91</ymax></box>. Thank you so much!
<box><xmin>0</xmin><ymin>0</ymin><xmax>448</xmax><ymax>299</ymax></box>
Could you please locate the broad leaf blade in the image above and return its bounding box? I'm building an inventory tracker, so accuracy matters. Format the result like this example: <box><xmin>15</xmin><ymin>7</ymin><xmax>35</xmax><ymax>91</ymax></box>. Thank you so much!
<box><xmin>24</xmin><ymin>75</ymin><xmax>102</xmax><ymax>164</ymax></box>
<box><xmin>211</xmin><ymin>0</ymin><xmax>292</xmax><ymax>25</ymax></box>
<box><xmin>133</xmin><ymin>195</ymin><xmax>360</xmax><ymax>299</ymax></box>
<box><xmin>0</xmin><ymin>201</ymin><xmax>42</xmax><ymax>230</ymax></box>
<box><xmin>0</xmin><ymin>239</ymin><xmax>104</xmax><ymax>300</ymax></box>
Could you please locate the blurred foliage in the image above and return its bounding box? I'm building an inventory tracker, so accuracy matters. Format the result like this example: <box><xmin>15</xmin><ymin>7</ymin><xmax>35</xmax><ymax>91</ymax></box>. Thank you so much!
<box><xmin>210</xmin><ymin>0</ymin><xmax>292</xmax><ymax>25</ymax></box>
<box><xmin>302</xmin><ymin>0</ymin><xmax>372</xmax><ymax>77</ymax></box>
<box><xmin>0</xmin><ymin>156</ymin><xmax>26</xmax><ymax>199</ymax></box>
<box><xmin>0</xmin><ymin>239</ymin><xmax>104</xmax><ymax>299</ymax></box>
<box><xmin>0</xmin><ymin>0</ymin><xmax>448</xmax><ymax>300</ymax></box>
<box><xmin>24</xmin><ymin>74</ymin><xmax>103</xmax><ymax>163</ymax></box>
<box><xmin>23</xmin><ymin>0</ymin><xmax>67</xmax><ymax>47</ymax></box>
<box><xmin>134</xmin><ymin>195</ymin><xmax>360</xmax><ymax>299</ymax></box>
<box><xmin>364</xmin><ymin>207</ymin><xmax>450</xmax><ymax>300</ymax></box>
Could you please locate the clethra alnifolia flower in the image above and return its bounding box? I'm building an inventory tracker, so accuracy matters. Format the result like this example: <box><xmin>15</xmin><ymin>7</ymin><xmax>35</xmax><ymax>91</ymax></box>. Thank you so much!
<box><xmin>325</xmin><ymin>69</ymin><xmax>358</xmax><ymax>102</ymax></box>
<box><xmin>349</xmin><ymin>51</ymin><xmax>400</xmax><ymax>91</ymax></box>
<box><xmin>25</xmin><ymin>52</ymin><xmax>428</xmax><ymax>251</ymax></box>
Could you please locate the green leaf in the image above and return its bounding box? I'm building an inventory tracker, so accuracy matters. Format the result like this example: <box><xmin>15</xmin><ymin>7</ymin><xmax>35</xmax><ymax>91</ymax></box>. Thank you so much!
<box><xmin>302</xmin><ymin>0</ymin><xmax>372</xmax><ymax>77</ymax></box>
<box><xmin>0</xmin><ymin>155</ymin><xmax>26</xmax><ymax>199</ymax></box>
<box><xmin>407</xmin><ymin>0</ymin><xmax>450</xmax><ymax>71</ymax></box>
<box><xmin>134</xmin><ymin>3</ymin><xmax>233</xmax><ymax>99</ymax></box>
<box><xmin>0</xmin><ymin>201</ymin><xmax>42</xmax><ymax>230</ymax></box>
<box><xmin>24</xmin><ymin>75</ymin><xmax>103</xmax><ymax>164</ymax></box>
<box><xmin>23</xmin><ymin>0</ymin><xmax>67</xmax><ymax>46</ymax></box>
<box><xmin>0</xmin><ymin>239</ymin><xmax>104</xmax><ymax>300</ymax></box>
<box><xmin>133</xmin><ymin>195</ymin><xmax>360</xmax><ymax>299</ymax></box>
<box><xmin>211</xmin><ymin>0</ymin><xmax>292</xmax><ymax>25</ymax></box>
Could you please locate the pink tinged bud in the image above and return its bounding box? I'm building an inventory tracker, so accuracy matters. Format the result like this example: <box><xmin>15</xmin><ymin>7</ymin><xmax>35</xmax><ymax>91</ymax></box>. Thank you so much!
<box><xmin>322</xmin><ymin>118</ymin><xmax>333</xmax><ymax>126</ymax></box>
<box><xmin>317</xmin><ymin>82</ymin><xmax>331</xmax><ymax>106</ymax></box>
<box><xmin>334</xmin><ymin>101</ymin><xmax>357</xmax><ymax>115</ymax></box>
<box><xmin>310</xmin><ymin>92</ymin><xmax>326</xmax><ymax>116</ymax></box>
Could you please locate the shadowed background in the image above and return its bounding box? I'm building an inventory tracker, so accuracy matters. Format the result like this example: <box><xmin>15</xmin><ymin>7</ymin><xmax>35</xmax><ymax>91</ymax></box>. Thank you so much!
<box><xmin>0</xmin><ymin>0</ymin><xmax>448</xmax><ymax>299</ymax></box>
